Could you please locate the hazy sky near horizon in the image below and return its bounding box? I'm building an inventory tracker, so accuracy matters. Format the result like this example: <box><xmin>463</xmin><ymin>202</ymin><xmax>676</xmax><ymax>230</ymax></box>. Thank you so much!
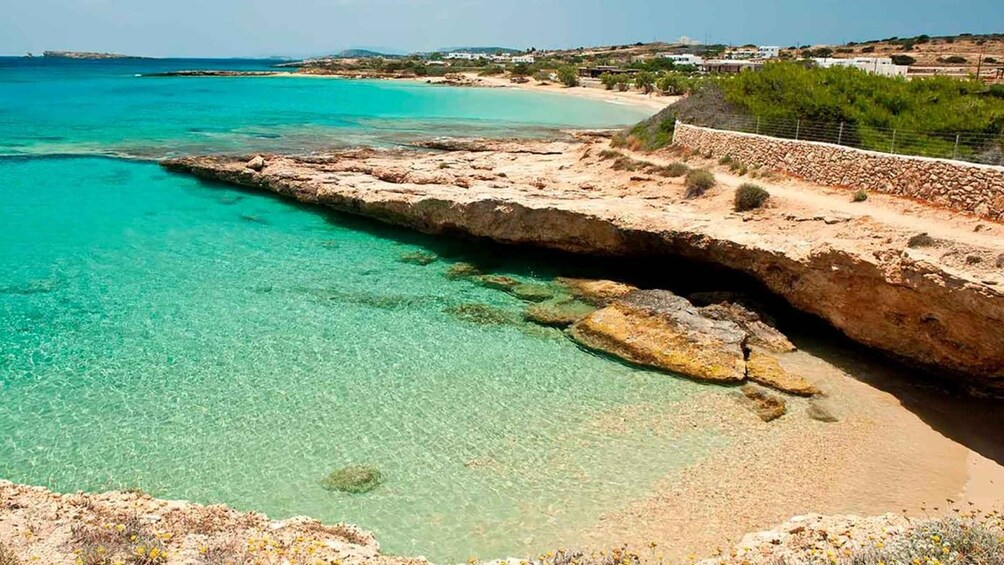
<box><xmin>1</xmin><ymin>0</ymin><xmax>1001</xmax><ymax>57</ymax></box>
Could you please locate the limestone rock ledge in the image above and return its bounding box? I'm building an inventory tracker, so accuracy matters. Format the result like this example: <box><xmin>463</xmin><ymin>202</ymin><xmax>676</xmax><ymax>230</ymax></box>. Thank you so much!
<box><xmin>0</xmin><ymin>481</ymin><xmax>423</xmax><ymax>565</ymax></box>
<box><xmin>161</xmin><ymin>145</ymin><xmax>1004</xmax><ymax>393</ymax></box>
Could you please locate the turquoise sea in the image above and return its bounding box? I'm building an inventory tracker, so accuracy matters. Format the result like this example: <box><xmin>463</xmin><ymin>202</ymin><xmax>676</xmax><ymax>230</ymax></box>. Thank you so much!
<box><xmin>0</xmin><ymin>58</ymin><xmax>719</xmax><ymax>561</ymax></box>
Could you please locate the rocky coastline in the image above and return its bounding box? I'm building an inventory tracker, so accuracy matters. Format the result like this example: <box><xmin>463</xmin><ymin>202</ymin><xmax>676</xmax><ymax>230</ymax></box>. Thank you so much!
<box><xmin>161</xmin><ymin>137</ymin><xmax>1004</xmax><ymax>395</ymax></box>
<box><xmin>0</xmin><ymin>480</ymin><xmax>424</xmax><ymax>565</ymax></box>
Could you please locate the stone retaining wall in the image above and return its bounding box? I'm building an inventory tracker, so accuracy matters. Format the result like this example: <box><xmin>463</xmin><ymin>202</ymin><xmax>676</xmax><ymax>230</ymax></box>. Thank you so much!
<box><xmin>673</xmin><ymin>122</ymin><xmax>1004</xmax><ymax>222</ymax></box>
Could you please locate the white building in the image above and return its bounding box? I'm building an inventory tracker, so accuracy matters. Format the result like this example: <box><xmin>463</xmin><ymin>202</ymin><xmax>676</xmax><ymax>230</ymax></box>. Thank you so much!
<box><xmin>660</xmin><ymin>53</ymin><xmax>704</xmax><ymax>66</ymax></box>
<box><xmin>511</xmin><ymin>55</ymin><xmax>536</xmax><ymax>64</ymax></box>
<box><xmin>444</xmin><ymin>52</ymin><xmax>487</xmax><ymax>61</ymax></box>
<box><xmin>727</xmin><ymin>48</ymin><xmax>758</xmax><ymax>60</ymax></box>
<box><xmin>813</xmin><ymin>57</ymin><xmax>908</xmax><ymax>77</ymax></box>
<box><xmin>756</xmin><ymin>46</ymin><xmax>781</xmax><ymax>59</ymax></box>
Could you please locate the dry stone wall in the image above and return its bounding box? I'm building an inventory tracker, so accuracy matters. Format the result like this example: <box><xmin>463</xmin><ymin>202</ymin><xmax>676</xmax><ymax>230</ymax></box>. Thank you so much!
<box><xmin>673</xmin><ymin>123</ymin><xmax>1004</xmax><ymax>222</ymax></box>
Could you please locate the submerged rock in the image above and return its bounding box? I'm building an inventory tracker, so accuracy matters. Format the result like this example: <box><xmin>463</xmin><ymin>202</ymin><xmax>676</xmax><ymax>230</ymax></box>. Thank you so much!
<box><xmin>569</xmin><ymin>290</ymin><xmax>747</xmax><ymax>383</ymax></box>
<box><xmin>807</xmin><ymin>398</ymin><xmax>840</xmax><ymax>423</ymax></box>
<box><xmin>239</xmin><ymin>213</ymin><xmax>269</xmax><ymax>225</ymax></box>
<box><xmin>445</xmin><ymin>303</ymin><xmax>517</xmax><ymax>326</ymax></box>
<box><xmin>474</xmin><ymin>274</ymin><xmax>520</xmax><ymax>291</ymax></box>
<box><xmin>699</xmin><ymin>302</ymin><xmax>796</xmax><ymax>353</ymax></box>
<box><xmin>321</xmin><ymin>465</ymin><xmax>383</xmax><ymax>494</ymax></box>
<box><xmin>556</xmin><ymin>277</ymin><xmax>638</xmax><ymax>306</ymax></box>
<box><xmin>398</xmin><ymin>251</ymin><xmax>438</xmax><ymax>266</ymax></box>
<box><xmin>445</xmin><ymin>262</ymin><xmax>483</xmax><ymax>280</ymax></box>
<box><xmin>510</xmin><ymin>283</ymin><xmax>556</xmax><ymax>302</ymax></box>
<box><xmin>740</xmin><ymin>384</ymin><xmax>787</xmax><ymax>422</ymax></box>
<box><xmin>746</xmin><ymin>349</ymin><xmax>820</xmax><ymax>396</ymax></box>
<box><xmin>524</xmin><ymin>298</ymin><xmax>597</xmax><ymax>328</ymax></box>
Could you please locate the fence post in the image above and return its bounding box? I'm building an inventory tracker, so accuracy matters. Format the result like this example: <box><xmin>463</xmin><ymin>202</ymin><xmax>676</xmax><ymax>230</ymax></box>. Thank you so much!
<box><xmin>795</xmin><ymin>119</ymin><xmax>800</xmax><ymax>140</ymax></box>
<box><xmin>756</xmin><ymin>116</ymin><xmax>761</xmax><ymax>135</ymax></box>
<box><xmin>952</xmin><ymin>134</ymin><xmax>960</xmax><ymax>160</ymax></box>
<box><xmin>890</xmin><ymin>129</ymin><xmax>896</xmax><ymax>154</ymax></box>
<box><xmin>837</xmin><ymin>122</ymin><xmax>844</xmax><ymax>145</ymax></box>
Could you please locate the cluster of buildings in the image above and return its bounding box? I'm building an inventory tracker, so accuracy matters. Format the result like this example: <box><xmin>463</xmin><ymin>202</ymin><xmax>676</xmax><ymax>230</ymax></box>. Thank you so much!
<box><xmin>656</xmin><ymin>45</ymin><xmax>779</xmax><ymax>74</ymax></box>
<box><xmin>657</xmin><ymin>48</ymin><xmax>907</xmax><ymax>77</ymax></box>
<box><xmin>442</xmin><ymin>52</ymin><xmax>536</xmax><ymax>64</ymax></box>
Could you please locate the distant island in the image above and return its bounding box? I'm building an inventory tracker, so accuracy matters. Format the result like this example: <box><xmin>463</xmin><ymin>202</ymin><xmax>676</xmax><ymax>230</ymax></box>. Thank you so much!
<box><xmin>42</xmin><ymin>50</ymin><xmax>148</xmax><ymax>60</ymax></box>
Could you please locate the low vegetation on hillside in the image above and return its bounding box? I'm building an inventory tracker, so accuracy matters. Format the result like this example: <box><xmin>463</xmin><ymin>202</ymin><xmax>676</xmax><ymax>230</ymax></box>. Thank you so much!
<box><xmin>620</xmin><ymin>62</ymin><xmax>1004</xmax><ymax>162</ymax></box>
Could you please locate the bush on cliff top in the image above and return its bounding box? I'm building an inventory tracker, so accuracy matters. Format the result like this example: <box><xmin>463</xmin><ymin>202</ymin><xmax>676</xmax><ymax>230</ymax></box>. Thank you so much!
<box><xmin>847</xmin><ymin>514</ymin><xmax>1004</xmax><ymax>565</ymax></box>
<box><xmin>734</xmin><ymin>183</ymin><xmax>770</xmax><ymax>211</ymax></box>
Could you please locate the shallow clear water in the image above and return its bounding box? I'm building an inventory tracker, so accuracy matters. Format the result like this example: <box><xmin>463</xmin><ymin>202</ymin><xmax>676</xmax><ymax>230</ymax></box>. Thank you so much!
<box><xmin>0</xmin><ymin>57</ymin><xmax>650</xmax><ymax>158</ymax></box>
<box><xmin>0</xmin><ymin>59</ymin><xmax>716</xmax><ymax>562</ymax></box>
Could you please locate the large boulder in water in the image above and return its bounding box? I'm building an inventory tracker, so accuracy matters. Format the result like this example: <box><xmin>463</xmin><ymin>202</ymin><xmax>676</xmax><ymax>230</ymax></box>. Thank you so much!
<box><xmin>569</xmin><ymin>290</ymin><xmax>747</xmax><ymax>383</ymax></box>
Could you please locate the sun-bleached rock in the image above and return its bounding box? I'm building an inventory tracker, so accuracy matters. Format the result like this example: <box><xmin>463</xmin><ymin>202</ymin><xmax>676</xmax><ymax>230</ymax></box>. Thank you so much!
<box><xmin>569</xmin><ymin>290</ymin><xmax>747</xmax><ymax>383</ymax></box>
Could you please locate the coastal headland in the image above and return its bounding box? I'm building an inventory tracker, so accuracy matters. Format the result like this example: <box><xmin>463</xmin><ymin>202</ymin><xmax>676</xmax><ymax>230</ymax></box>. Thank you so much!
<box><xmin>3</xmin><ymin>132</ymin><xmax>1002</xmax><ymax>562</ymax></box>
<box><xmin>162</xmin><ymin>137</ymin><xmax>1004</xmax><ymax>392</ymax></box>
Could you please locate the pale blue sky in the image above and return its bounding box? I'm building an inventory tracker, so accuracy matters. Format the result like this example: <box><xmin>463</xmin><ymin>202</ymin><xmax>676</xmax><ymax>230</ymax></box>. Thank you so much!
<box><xmin>1</xmin><ymin>0</ymin><xmax>1001</xmax><ymax>58</ymax></box>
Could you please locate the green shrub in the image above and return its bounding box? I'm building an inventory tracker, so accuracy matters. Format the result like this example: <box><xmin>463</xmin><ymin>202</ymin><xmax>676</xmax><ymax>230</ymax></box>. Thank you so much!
<box><xmin>891</xmin><ymin>54</ymin><xmax>916</xmax><ymax>65</ymax></box>
<box><xmin>734</xmin><ymin>183</ymin><xmax>770</xmax><ymax>211</ymax></box>
<box><xmin>634</xmin><ymin>71</ymin><xmax>656</xmax><ymax>94</ymax></box>
<box><xmin>718</xmin><ymin>155</ymin><xmax>733</xmax><ymax>165</ymax></box>
<box><xmin>599</xmin><ymin>72</ymin><xmax>617</xmax><ymax>90</ymax></box>
<box><xmin>662</xmin><ymin>162</ymin><xmax>690</xmax><ymax>177</ymax></box>
<box><xmin>533</xmin><ymin>70</ymin><xmax>552</xmax><ymax>82</ymax></box>
<box><xmin>321</xmin><ymin>465</ymin><xmax>383</xmax><ymax>493</ymax></box>
<box><xmin>852</xmin><ymin>189</ymin><xmax>869</xmax><ymax>202</ymax></box>
<box><xmin>684</xmin><ymin>169</ymin><xmax>716</xmax><ymax>198</ymax></box>
<box><xmin>557</xmin><ymin>66</ymin><xmax>579</xmax><ymax>87</ymax></box>
<box><xmin>939</xmin><ymin>55</ymin><xmax>968</xmax><ymax>64</ymax></box>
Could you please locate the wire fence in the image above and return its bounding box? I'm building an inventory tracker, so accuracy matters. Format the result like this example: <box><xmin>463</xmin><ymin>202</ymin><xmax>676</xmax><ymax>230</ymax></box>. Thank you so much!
<box><xmin>686</xmin><ymin>114</ymin><xmax>1004</xmax><ymax>166</ymax></box>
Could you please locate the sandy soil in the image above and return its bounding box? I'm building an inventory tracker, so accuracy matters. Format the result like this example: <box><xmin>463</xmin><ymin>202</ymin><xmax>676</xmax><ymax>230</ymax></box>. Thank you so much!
<box><xmin>577</xmin><ymin>347</ymin><xmax>1004</xmax><ymax>562</ymax></box>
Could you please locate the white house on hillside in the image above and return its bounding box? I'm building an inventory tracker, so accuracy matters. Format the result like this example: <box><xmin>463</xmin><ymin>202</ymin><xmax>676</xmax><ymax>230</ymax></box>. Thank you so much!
<box><xmin>756</xmin><ymin>46</ymin><xmax>781</xmax><ymax>59</ymax></box>
<box><xmin>727</xmin><ymin>46</ymin><xmax>781</xmax><ymax>60</ymax></box>
<box><xmin>511</xmin><ymin>55</ymin><xmax>536</xmax><ymax>64</ymax></box>
<box><xmin>661</xmin><ymin>53</ymin><xmax>704</xmax><ymax>65</ymax></box>
<box><xmin>444</xmin><ymin>52</ymin><xmax>488</xmax><ymax>61</ymax></box>
<box><xmin>814</xmin><ymin>57</ymin><xmax>908</xmax><ymax>77</ymax></box>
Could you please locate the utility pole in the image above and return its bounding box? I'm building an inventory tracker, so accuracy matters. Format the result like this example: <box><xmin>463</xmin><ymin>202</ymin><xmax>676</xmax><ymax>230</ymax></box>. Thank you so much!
<box><xmin>976</xmin><ymin>43</ymin><xmax>986</xmax><ymax>82</ymax></box>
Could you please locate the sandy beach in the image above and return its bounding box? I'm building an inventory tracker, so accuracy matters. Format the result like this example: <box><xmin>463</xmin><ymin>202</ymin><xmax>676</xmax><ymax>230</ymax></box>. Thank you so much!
<box><xmin>455</xmin><ymin>72</ymin><xmax>679</xmax><ymax>112</ymax></box>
